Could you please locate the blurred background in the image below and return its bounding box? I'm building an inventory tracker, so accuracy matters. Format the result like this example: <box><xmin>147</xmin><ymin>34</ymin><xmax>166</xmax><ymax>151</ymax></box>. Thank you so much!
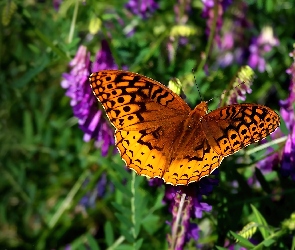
<box><xmin>1</xmin><ymin>0</ymin><xmax>295</xmax><ymax>249</ymax></box>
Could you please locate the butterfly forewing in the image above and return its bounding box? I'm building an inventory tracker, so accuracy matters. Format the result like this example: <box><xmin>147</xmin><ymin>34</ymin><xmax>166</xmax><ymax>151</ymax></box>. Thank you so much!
<box><xmin>89</xmin><ymin>70</ymin><xmax>191</xmax><ymax>131</ymax></box>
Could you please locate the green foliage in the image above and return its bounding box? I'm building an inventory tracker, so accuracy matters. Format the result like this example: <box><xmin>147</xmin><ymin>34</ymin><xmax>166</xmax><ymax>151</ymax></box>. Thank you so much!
<box><xmin>1</xmin><ymin>0</ymin><xmax>295</xmax><ymax>249</ymax></box>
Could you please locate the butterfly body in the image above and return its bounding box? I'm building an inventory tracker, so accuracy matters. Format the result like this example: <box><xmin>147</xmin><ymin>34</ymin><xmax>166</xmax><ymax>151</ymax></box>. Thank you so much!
<box><xmin>89</xmin><ymin>70</ymin><xmax>280</xmax><ymax>186</ymax></box>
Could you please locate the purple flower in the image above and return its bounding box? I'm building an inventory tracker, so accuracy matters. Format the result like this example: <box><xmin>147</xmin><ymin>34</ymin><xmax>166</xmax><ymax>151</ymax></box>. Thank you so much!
<box><xmin>53</xmin><ymin>0</ymin><xmax>62</xmax><ymax>10</ymax></box>
<box><xmin>61</xmin><ymin>41</ymin><xmax>117</xmax><ymax>156</ymax></box>
<box><xmin>217</xmin><ymin>66</ymin><xmax>253</xmax><ymax>105</ymax></box>
<box><xmin>125</xmin><ymin>0</ymin><xmax>158</xmax><ymax>19</ymax></box>
<box><xmin>92</xmin><ymin>40</ymin><xmax>118</xmax><ymax>72</ymax></box>
<box><xmin>168</xmin><ymin>193</ymin><xmax>194</xmax><ymax>250</ymax></box>
<box><xmin>255</xmin><ymin>128</ymin><xmax>282</xmax><ymax>173</ymax></box>
<box><xmin>165</xmin><ymin>177</ymin><xmax>218</xmax><ymax>249</ymax></box>
<box><xmin>280</xmin><ymin>56</ymin><xmax>295</xmax><ymax>131</ymax></box>
<box><xmin>281</xmin><ymin>126</ymin><xmax>295</xmax><ymax>180</ymax></box>
<box><xmin>185</xmin><ymin>223</ymin><xmax>200</xmax><ymax>243</ymax></box>
<box><xmin>202</xmin><ymin>0</ymin><xmax>233</xmax><ymax>47</ymax></box>
<box><xmin>248</xmin><ymin>27</ymin><xmax>279</xmax><ymax>72</ymax></box>
<box><xmin>80</xmin><ymin>173</ymin><xmax>114</xmax><ymax>208</ymax></box>
<box><xmin>226</xmin><ymin>79</ymin><xmax>252</xmax><ymax>105</ymax></box>
<box><xmin>225</xmin><ymin>236</ymin><xmax>259</xmax><ymax>249</ymax></box>
<box><xmin>217</xmin><ymin>33</ymin><xmax>245</xmax><ymax>67</ymax></box>
<box><xmin>216</xmin><ymin>2</ymin><xmax>250</xmax><ymax>67</ymax></box>
<box><xmin>193</xmin><ymin>198</ymin><xmax>212</xmax><ymax>218</ymax></box>
<box><xmin>149</xmin><ymin>177</ymin><xmax>165</xmax><ymax>187</ymax></box>
<box><xmin>256</xmin><ymin>46</ymin><xmax>295</xmax><ymax>181</ymax></box>
<box><xmin>278</xmin><ymin>48</ymin><xmax>295</xmax><ymax>180</ymax></box>
<box><xmin>174</xmin><ymin>0</ymin><xmax>191</xmax><ymax>24</ymax></box>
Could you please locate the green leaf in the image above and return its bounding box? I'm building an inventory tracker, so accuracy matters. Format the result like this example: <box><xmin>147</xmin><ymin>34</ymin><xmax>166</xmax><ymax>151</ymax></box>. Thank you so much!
<box><xmin>261</xmin><ymin>238</ymin><xmax>276</xmax><ymax>247</ymax></box>
<box><xmin>107</xmin><ymin>160</ymin><xmax>131</xmax><ymax>181</ymax></box>
<box><xmin>215</xmin><ymin>246</ymin><xmax>228</xmax><ymax>250</ymax></box>
<box><xmin>266</xmin><ymin>0</ymin><xmax>273</xmax><ymax>12</ymax></box>
<box><xmin>112</xmin><ymin>202</ymin><xmax>131</xmax><ymax>216</ymax></box>
<box><xmin>119</xmin><ymin>227</ymin><xmax>134</xmax><ymax>243</ymax></box>
<box><xmin>254</xmin><ymin>168</ymin><xmax>271</xmax><ymax>194</ymax></box>
<box><xmin>115</xmin><ymin>212</ymin><xmax>133</xmax><ymax>229</ymax></box>
<box><xmin>142</xmin><ymin>214</ymin><xmax>160</xmax><ymax>234</ymax></box>
<box><xmin>230</xmin><ymin>231</ymin><xmax>255</xmax><ymax>248</ymax></box>
<box><xmin>134</xmin><ymin>238</ymin><xmax>143</xmax><ymax>250</ymax></box>
<box><xmin>116</xmin><ymin>244</ymin><xmax>136</xmax><ymax>250</ymax></box>
<box><xmin>86</xmin><ymin>233</ymin><xmax>100</xmax><ymax>250</ymax></box>
<box><xmin>250</xmin><ymin>204</ymin><xmax>270</xmax><ymax>239</ymax></box>
<box><xmin>14</xmin><ymin>56</ymin><xmax>50</xmax><ymax>87</ymax></box>
<box><xmin>257</xmin><ymin>0</ymin><xmax>263</xmax><ymax>9</ymax></box>
<box><xmin>23</xmin><ymin>110</ymin><xmax>34</xmax><ymax>145</ymax></box>
<box><xmin>111</xmin><ymin>179</ymin><xmax>132</xmax><ymax>197</ymax></box>
<box><xmin>104</xmin><ymin>221</ymin><xmax>114</xmax><ymax>247</ymax></box>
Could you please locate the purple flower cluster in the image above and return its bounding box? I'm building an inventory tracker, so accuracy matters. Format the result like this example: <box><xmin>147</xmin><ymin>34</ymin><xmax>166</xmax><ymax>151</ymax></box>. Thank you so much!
<box><xmin>202</xmin><ymin>0</ymin><xmax>233</xmax><ymax>46</ymax></box>
<box><xmin>248</xmin><ymin>27</ymin><xmax>280</xmax><ymax>72</ymax></box>
<box><xmin>255</xmin><ymin>128</ymin><xmax>282</xmax><ymax>176</ymax></box>
<box><xmin>279</xmin><ymin>48</ymin><xmax>295</xmax><ymax>180</ymax></box>
<box><xmin>211</xmin><ymin>1</ymin><xmax>279</xmax><ymax>73</ymax></box>
<box><xmin>174</xmin><ymin>0</ymin><xmax>191</xmax><ymax>24</ymax></box>
<box><xmin>226</xmin><ymin>80</ymin><xmax>252</xmax><ymax>105</ymax></box>
<box><xmin>224</xmin><ymin>66</ymin><xmax>254</xmax><ymax>105</ymax></box>
<box><xmin>160</xmin><ymin>171</ymin><xmax>219</xmax><ymax>249</ymax></box>
<box><xmin>125</xmin><ymin>0</ymin><xmax>159</xmax><ymax>19</ymax></box>
<box><xmin>167</xmin><ymin>193</ymin><xmax>194</xmax><ymax>249</ymax></box>
<box><xmin>257</xmin><ymin>47</ymin><xmax>295</xmax><ymax>181</ymax></box>
<box><xmin>216</xmin><ymin>2</ymin><xmax>250</xmax><ymax>67</ymax></box>
<box><xmin>61</xmin><ymin>41</ymin><xmax>117</xmax><ymax>156</ymax></box>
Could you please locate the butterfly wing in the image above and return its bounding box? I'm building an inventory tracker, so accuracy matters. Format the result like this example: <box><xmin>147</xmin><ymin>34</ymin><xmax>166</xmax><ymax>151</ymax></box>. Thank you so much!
<box><xmin>89</xmin><ymin>70</ymin><xmax>191</xmax><ymax>131</ymax></box>
<box><xmin>201</xmin><ymin>104</ymin><xmax>280</xmax><ymax>156</ymax></box>
<box><xmin>163</xmin><ymin>122</ymin><xmax>223</xmax><ymax>185</ymax></box>
<box><xmin>90</xmin><ymin>70</ymin><xmax>191</xmax><ymax>183</ymax></box>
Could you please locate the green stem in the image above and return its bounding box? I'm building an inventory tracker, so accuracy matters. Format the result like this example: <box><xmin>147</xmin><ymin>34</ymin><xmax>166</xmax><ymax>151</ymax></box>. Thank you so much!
<box><xmin>246</xmin><ymin>136</ymin><xmax>287</xmax><ymax>156</ymax></box>
<box><xmin>36</xmin><ymin>168</ymin><xmax>90</xmax><ymax>250</ymax></box>
<box><xmin>196</xmin><ymin>0</ymin><xmax>219</xmax><ymax>72</ymax></box>
<box><xmin>106</xmin><ymin>236</ymin><xmax>125</xmax><ymax>250</ymax></box>
<box><xmin>252</xmin><ymin>229</ymin><xmax>286</xmax><ymax>250</ymax></box>
<box><xmin>1</xmin><ymin>167</ymin><xmax>31</xmax><ymax>204</ymax></box>
<box><xmin>131</xmin><ymin>171</ymin><xmax>136</xmax><ymax>247</ymax></box>
<box><xmin>68</xmin><ymin>0</ymin><xmax>79</xmax><ymax>43</ymax></box>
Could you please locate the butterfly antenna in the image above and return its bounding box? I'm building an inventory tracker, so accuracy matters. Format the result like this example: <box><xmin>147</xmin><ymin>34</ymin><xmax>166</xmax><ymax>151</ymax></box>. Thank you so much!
<box><xmin>218</xmin><ymin>80</ymin><xmax>247</xmax><ymax>107</ymax></box>
<box><xmin>192</xmin><ymin>68</ymin><xmax>203</xmax><ymax>102</ymax></box>
<box><xmin>207</xmin><ymin>79</ymin><xmax>247</xmax><ymax>109</ymax></box>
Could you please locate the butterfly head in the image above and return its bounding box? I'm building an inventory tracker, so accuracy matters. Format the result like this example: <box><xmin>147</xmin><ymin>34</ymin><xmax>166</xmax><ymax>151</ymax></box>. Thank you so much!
<box><xmin>193</xmin><ymin>101</ymin><xmax>208</xmax><ymax>115</ymax></box>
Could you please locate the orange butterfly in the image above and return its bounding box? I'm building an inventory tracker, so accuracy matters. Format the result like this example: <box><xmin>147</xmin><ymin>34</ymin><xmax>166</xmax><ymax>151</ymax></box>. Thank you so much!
<box><xmin>89</xmin><ymin>70</ymin><xmax>280</xmax><ymax>185</ymax></box>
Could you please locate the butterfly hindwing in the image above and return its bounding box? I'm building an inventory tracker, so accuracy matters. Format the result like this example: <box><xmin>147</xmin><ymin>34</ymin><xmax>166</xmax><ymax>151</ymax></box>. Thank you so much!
<box><xmin>201</xmin><ymin>104</ymin><xmax>280</xmax><ymax>156</ymax></box>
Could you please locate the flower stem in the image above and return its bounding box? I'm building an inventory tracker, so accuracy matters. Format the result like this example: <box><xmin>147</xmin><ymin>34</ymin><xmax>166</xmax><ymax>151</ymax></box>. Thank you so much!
<box><xmin>170</xmin><ymin>193</ymin><xmax>186</xmax><ymax>250</ymax></box>
<box><xmin>196</xmin><ymin>0</ymin><xmax>219</xmax><ymax>72</ymax></box>
<box><xmin>68</xmin><ymin>0</ymin><xmax>79</xmax><ymax>43</ymax></box>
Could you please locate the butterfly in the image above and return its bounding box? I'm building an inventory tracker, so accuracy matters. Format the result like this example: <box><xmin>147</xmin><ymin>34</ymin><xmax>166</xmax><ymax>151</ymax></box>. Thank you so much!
<box><xmin>89</xmin><ymin>70</ymin><xmax>280</xmax><ymax>185</ymax></box>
